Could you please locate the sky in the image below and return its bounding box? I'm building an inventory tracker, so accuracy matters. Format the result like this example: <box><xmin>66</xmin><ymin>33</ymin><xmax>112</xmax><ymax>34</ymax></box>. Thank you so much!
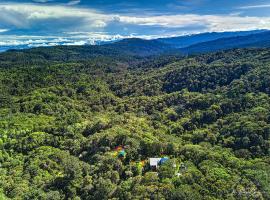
<box><xmin>1</xmin><ymin>0</ymin><xmax>270</xmax><ymax>47</ymax></box>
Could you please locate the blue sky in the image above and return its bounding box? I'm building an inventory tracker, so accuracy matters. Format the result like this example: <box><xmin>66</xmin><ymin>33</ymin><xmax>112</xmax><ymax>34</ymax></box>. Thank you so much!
<box><xmin>0</xmin><ymin>0</ymin><xmax>270</xmax><ymax>47</ymax></box>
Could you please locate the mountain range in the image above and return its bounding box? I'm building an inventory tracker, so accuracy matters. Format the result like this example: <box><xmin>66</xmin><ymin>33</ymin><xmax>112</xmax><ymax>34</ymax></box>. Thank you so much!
<box><xmin>155</xmin><ymin>30</ymin><xmax>266</xmax><ymax>48</ymax></box>
<box><xmin>114</xmin><ymin>30</ymin><xmax>270</xmax><ymax>55</ymax></box>
<box><xmin>1</xmin><ymin>29</ymin><xmax>270</xmax><ymax>56</ymax></box>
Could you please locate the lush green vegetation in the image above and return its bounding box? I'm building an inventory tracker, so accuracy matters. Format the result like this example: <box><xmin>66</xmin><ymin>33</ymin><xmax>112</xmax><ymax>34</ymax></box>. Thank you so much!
<box><xmin>0</xmin><ymin>46</ymin><xmax>270</xmax><ymax>200</ymax></box>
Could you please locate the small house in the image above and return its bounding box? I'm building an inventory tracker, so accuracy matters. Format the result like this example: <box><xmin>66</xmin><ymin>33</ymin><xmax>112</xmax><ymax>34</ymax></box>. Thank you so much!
<box><xmin>149</xmin><ymin>158</ymin><xmax>162</xmax><ymax>169</ymax></box>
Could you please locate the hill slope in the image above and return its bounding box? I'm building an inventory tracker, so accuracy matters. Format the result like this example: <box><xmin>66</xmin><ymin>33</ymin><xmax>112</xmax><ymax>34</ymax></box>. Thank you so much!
<box><xmin>0</xmin><ymin>38</ymin><xmax>176</xmax><ymax>67</ymax></box>
<box><xmin>105</xmin><ymin>38</ymin><xmax>174</xmax><ymax>56</ymax></box>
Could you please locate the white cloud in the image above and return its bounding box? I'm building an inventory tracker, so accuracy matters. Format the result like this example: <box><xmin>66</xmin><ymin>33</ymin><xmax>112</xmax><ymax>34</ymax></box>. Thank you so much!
<box><xmin>67</xmin><ymin>0</ymin><xmax>81</xmax><ymax>6</ymax></box>
<box><xmin>238</xmin><ymin>4</ymin><xmax>270</xmax><ymax>9</ymax></box>
<box><xmin>32</xmin><ymin>0</ymin><xmax>80</xmax><ymax>5</ymax></box>
<box><xmin>118</xmin><ymin>14</ymin><xmax>270</xmax><ymax>31</ymax></box>
<box><xmin>0</xmin><ymin>3</ymin><xmax>112</xmax><ymax>29</ymax></box>
<box><xmin>0</xmin><ymin>33</ymin><xmax>120</xmax><ymax>47</ymax></box>
<box><xmin>0</xmin><ymin>31</ymin><xmax>176</xmax><ymax>48</ymax></box>
<box><xmin>1</xmin><ymin>3</ymin><xmax>270</xmax><ymax>33</ymax></box>
<box><xmin>32</xmin><ymin>0</ymin><xmax>54</xmax><ymax>2</ymax></box>
<box><xmin>0</xmin><ymin>29</ymin><xmax>8</xmax><ymax>33</ymax></box>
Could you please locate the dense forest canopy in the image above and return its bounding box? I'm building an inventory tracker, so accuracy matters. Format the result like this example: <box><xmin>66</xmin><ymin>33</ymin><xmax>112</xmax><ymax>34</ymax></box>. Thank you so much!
<box><xmin>0</xmin><ymin>45</ymin><xmax>270</xmax><ymax>200</ymax></box>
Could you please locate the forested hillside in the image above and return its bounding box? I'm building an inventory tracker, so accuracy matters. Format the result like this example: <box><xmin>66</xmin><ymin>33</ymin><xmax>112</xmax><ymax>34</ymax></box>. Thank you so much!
<box><xmin>0</xmin><ymin>46</ymin><xmax>270</xmax><ymax>200</ymax></box>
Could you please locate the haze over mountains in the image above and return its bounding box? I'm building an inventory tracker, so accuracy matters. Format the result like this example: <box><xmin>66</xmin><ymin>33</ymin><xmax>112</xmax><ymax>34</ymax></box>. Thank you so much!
<box><xmin>155</xmin><ymin>30</ymin><xmax>267</xmax><ymax>48</ymax></box>
<box><xmin>111</xmin><ymin>30</ymin><xmax>270</xmax><ymax>55</ymax></box>
<box><xmin>2</xmin><ymin>29</ymin><xmax>270</xmax><ymax>56</ymax></box>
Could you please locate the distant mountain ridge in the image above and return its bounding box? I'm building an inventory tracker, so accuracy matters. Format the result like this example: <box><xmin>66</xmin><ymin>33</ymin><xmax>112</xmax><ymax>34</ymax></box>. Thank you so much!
<box><xmin>0</xmin><ymin>38</ymin><xmax>175</xmax><ymax>64</ymax></box>
<box><xmin>104</xmin><ymin>38</ymin><xmax>174</xmax><ymax>56</ymax></box>
<box><xmin>180</xmin><ymin>31</ymin><xmax>270</xmax><ymax>54</ymax></box>
<box><xmin>1</xmin><ymin>29</ymin><xmax>270</xmax><ymax>56</ymax></box>
<box><xmin>109</xmin><ymin>30</ymin><xmax>270</xmax><ymax>55</ymax></box>
<box><xmin>155</xmin><ymin>30</ymin><xmax>267</xmax><ymax>48</ymax></box>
